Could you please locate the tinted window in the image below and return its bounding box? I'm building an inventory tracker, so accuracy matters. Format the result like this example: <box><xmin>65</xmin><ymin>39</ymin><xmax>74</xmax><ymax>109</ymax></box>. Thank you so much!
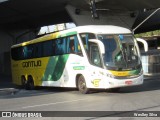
<box><xmin>11</xmin><ymin>47</ymin><xmax>23</xmax><ymax>60</ymax></box>
<box><xmin>67</xmin><ymin>35</ymin><xmax>82</xmax><ymax>54</ymax></box>
<box><xmin>42</xmin><ymin>40</ymin><xmax>54</xmax><ymax>56</ymax></box>
<box><xmin>11</xmin><ymin>35</ymin><xmax>82</xmax><ymax>60</ymax></box>
<box><xmin>80</xmin><ymin>33</ymin><xmax>96</xmax><ymax>51</ymax></box>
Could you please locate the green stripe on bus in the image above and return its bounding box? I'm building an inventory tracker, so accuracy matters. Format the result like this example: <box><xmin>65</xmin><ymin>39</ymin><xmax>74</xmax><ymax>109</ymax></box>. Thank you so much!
<box><xmin>66</xmin><ymin>31</ymin><xmax>77</xmax><ymax>36</ymax></box>
<box><xmin>57</xmin><ymin>31</ymin><xmax>77</xmax><ymax>38</ymax></box>
<box><xmin>42</xmin><ymin>55</ymin><xmax>69</xmax><ymax>81</ymax></box>
<box><xmin>129</xmin><ymin>69</ymin><xmax>141</xmax><ymax>75</ymax></box>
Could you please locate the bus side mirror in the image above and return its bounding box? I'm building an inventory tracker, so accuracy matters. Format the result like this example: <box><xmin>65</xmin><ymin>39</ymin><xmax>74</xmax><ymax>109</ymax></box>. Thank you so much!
<box><xmin>89</xmin><ymin>39</ymin><xmax>105</xmax><ymax>54</ymax></box>
<box><xmin>96</xmin><ymin>40</ymin><xmax>105</xmax><ymax>54</ymax></box>
<box><xmin>136</xmin><ymin>38</ymin><xmax>148</xmax><ymax>52</ymax></box>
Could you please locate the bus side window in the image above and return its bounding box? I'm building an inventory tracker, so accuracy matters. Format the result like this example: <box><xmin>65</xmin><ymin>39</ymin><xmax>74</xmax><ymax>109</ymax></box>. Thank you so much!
<box><xmin>73</xmin><ymin>35</ymin><xmax>82</xmax><ymax>54</ymax></box>
<box><xmin>80</xmin><ymin>34</ymin><xmax>88</xmax><ymax>50</ymax></box>
<box><xmin>11</xmin><ymin>47</ymin><xmax>23</xmax><ymax>60</ymax></box>
<box><xmin>69</xmin><ymin>40</ymin><xmax>75</xmax><ymax>53</ymax></box>
<box><xmin>42</xmin><ymin>40</ymin><xmax>54</xmax><ymax>56</ymax></box>
<box><xmin>23</xmin><ymin>46</ymin><xmax>28</xmax><ymax>58</ymax></box>
<box><xmin>55</xmin><ymin>38</ymin><xmax>65</xmax><ymax>55</ymax></box>
<box><xmin>62</xmin><ymin>37</ymin><xmax>67</xmax><ymax>54</ymax></box>
<box><xmin>80</xmin><ymin>33</ymin><xmax>96</xmax><ymax>51</ymax></box>
<box><xmin>67</xmin><ymin>35</ymin><xmax>82</xmax><ymax>55</ymax></box>
<box><xmin>36</xmin><ymin>42</ymin><xmax>43</xmax><ymax>58</ymax></box>
<box><xmin>23</xmin><ymin>46</ymin><xmax>33</xmax><ymax>59</ymax></box>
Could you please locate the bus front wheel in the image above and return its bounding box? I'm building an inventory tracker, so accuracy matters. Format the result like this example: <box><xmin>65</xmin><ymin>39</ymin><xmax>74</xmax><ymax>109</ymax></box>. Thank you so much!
<box><xmin>77</xmin><ymin>75</ymin><xmax>90</xmax><ymax>94</ymax></box>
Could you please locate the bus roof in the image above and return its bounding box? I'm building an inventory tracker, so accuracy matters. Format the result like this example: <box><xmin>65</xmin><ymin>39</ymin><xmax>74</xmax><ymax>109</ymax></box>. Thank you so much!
<box><xmin>69</xmin><ymin>25</ymin><xmax>131</xmax><ymax>34</ymax></box>
<box><xmin>11</xmin><ymin>25</ymin><xmax>132</xmax><ymax>48</ymax></box>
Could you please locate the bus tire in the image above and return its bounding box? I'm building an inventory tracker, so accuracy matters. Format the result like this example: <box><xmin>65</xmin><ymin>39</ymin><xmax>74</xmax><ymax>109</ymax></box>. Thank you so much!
<box><xmin>77</xmin><ymin>75</ymin><xmax>90</xmax><ymax>94</ymax></box>
<box><xmin>21</xmin><ymin>76</ymin><xmax>26</xmax><ymax>89</ymax></box>
<box><xmin>25</xmin><ymin>76</ymin><xmax>34</xmax><ymax>90</ymax></box>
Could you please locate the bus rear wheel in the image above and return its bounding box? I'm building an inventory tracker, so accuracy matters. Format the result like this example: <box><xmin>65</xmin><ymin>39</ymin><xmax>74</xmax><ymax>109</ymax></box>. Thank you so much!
<box><xmin>77</xmin><ymin>75</ymin><xmax>90</xmax><ymax>94</ymax></box>
<box><xmin>25</xmin><ymin>76</ymin><xmax>34</xmax><ymax>90</ymax></box>
<box><xmin>21</xmin><ymin>76</ymin><xmax>26</xmax><ymax>89</ymax></box>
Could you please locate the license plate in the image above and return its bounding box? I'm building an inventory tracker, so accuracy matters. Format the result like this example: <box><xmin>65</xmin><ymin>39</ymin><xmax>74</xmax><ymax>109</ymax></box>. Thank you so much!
<box><xmin>125</xmin><ymin>81</ymin><xmax>132</xmax><ymax>85</ymax></box>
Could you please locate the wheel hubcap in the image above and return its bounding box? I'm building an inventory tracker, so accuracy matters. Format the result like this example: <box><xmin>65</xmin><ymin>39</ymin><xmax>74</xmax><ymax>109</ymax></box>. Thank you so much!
<box><xmin>79</xmin><ymin>80</ymin><xmax>85</xmax><ymax>90</ymax></box>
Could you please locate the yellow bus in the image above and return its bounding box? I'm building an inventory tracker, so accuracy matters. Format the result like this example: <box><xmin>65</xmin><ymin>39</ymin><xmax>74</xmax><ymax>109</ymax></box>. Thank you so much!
<box><xmin>11</xmin><ymin>25</ymin><xmax>143</xmax><ymax>94</ymax></box>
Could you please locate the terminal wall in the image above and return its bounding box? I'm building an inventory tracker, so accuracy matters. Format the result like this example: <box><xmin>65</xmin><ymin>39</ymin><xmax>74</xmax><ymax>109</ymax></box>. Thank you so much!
<box><xmin>0</xmin><ymin>28</ymin><xmax>38</xmax><ymax>76</ymax></box>
<box><xmin>0</xmin><ymin>30</ymin><xmax>12</xmax><ymax>75</ymax></box>
<box><xmin>141</xmin><ymin>50</ymin><xmax>160</xmax><ymax>76</ymax></box>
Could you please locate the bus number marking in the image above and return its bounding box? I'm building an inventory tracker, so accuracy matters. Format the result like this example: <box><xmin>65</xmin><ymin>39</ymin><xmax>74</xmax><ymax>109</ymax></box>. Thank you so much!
<box><xmin>93</xmin><ymin>79</ymin><xmax>100</xmax><ymax>87</ymax></box>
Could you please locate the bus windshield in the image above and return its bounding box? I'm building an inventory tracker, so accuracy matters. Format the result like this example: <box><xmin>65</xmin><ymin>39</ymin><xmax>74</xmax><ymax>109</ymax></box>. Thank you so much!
<box><xmin>97</xmin><ymin>34</ymin><xmax>141</xmax><ymax>70</ymax></box>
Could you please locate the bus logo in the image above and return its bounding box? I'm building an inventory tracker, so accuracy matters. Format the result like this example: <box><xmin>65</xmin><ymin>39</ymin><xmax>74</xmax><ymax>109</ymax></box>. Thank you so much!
<box><xmin>22</xmin><ymin>60</ymin><xmax>41</xmax><ymax>68</ymax></box>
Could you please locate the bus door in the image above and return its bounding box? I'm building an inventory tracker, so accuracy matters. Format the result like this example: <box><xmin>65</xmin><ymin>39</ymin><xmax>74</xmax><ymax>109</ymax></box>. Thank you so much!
<box><xmin>89</xmin><ymin>42</ymin><xmax>102</xmax><ymax>68</ymax></box>
<box><xmin>87</xmin><ymin>39</ymin><xmax>105</xmax><ymax>88</ymax></box>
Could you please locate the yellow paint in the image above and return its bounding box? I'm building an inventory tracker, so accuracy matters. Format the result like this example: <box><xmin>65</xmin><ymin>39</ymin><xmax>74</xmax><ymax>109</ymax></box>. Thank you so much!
<box><xmin>11</xmin><ymin>57</ymin><xmax>50</xmax><ymax>86</ymax></box>
<box><xmin>109</xmin><ymin>70</ymin><xmax>129</xmax><ymax>76</ymax></box>
<box><xmin>93</xmin><ymin>79</ymin><xmax>100</xmax><ymax>87</ymax></box>
<box><xmin>11</xmin><ymin>32</ymin><xmax>60</xmax><ymax>48</ymax></box>
<box><xmin>11</xmin><ymin>30</ymin><xmax>77</xmax><ymax>86</ymax></box>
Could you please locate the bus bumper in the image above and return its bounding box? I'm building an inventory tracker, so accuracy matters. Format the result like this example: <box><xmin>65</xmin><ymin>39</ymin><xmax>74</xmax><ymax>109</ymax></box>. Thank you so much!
<box><xmin>89</xmin><ymin>74</ymin><xmax>143</xmax><ymax>89</ymax></box>
<box><xmin>107</xmin><ymin>75</ymin><xmax>143</xmax><ymax>89</ymax></box>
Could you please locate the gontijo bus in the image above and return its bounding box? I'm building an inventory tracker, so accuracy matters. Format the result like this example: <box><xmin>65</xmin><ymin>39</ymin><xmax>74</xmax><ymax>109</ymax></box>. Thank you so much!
<box><xmin>11</xmin><ymin>25</ymin><xmax>143</xmax><ymax>94</ymax></box>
